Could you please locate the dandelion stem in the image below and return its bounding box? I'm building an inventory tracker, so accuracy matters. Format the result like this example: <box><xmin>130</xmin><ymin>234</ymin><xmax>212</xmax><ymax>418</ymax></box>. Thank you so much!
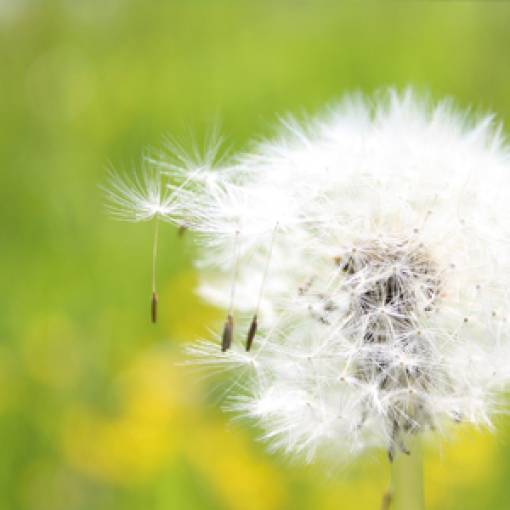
<box><xmin>388</xmin><ymin>435</ymin><xmax>425</xmax><ymax>510</ymax></box>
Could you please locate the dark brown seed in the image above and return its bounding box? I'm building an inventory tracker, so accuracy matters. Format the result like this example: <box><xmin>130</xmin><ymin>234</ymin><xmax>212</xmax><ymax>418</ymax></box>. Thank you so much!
<box><xmin>178</xmin><ymin>225</ymin><xmax>187</xmax><ymax>237</ymax></box>
<box><xmin>151</xmin><ymin>291</ymin><xmax>158</xmax><ymax>323</ymax></box>
<box><xmin>246</xmin><ymin>315</ymin><xmax>258</xmax><ymax>351</ymax></box>
<box><xmin>221</xmin><ymin>314</ymin><xmax>234</xmax><ymax>352</ymax></box>
<box><xmin>380</xmin><ymin>491</ymin><xmax>393</xmax><ymax>510</ymax></box>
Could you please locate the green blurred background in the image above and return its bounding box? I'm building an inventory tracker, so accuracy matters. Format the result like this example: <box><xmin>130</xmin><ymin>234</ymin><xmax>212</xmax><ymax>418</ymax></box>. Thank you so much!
<box><xmin>2</xmin><ymin>1</ymin><xmax>510</xmax><ymax>509</ymax></box>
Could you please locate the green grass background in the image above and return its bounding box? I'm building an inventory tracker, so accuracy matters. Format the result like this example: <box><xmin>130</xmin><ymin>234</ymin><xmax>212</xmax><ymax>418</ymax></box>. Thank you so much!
<box><xmin>2</xmin><ymin>1</ymin><xmax>510</xmax><ymax>509</ymax></box>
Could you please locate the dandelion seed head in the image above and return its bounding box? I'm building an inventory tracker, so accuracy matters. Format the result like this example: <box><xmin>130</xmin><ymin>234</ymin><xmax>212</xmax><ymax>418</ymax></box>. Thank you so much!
<box><xmin>110</xmin><ymin>89</ymin><xmax>510</xmax><ymax>463</ymax></box>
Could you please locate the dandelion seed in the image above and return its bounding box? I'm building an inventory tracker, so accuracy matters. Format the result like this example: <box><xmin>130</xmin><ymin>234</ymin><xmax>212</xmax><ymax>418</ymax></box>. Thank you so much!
<box><xmin>151</xmin><ymin>291</ymin><xmax>158</xmax><ymax>324</ymax></box>
<box><xmin>103</xmin><ymin>165</ymin><xmax>181</xmax><ymax>323</ymax></box>
<box><xmin>245</xmin><ymin>223</ymin><xmax>279</xmax><ymax>351</ymax></box>
<box><xmin>214</xmin><ymin>230</ymin><xmax>244</xmax><ymax>350</ymax></box>
<box><xmin>245</xmin><ymin>315</ymin><xmax>258</xmax><ymax>352</ymax></box>
<box><xmin>222</xmin><ymin>314</ymin><xmax>234</xmax><ymax>352</ymax></box>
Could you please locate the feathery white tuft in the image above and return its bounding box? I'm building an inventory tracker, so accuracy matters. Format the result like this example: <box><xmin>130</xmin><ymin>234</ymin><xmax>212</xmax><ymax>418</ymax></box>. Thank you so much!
<box><xmin>103</xmin><ymin>164</ymin><xmax>182</xmax><ymax>222</ymax></box>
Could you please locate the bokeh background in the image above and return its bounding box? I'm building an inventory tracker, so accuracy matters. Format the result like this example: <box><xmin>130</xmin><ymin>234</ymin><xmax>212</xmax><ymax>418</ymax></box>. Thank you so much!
<box><xmin>2</xmin><ymin>1</ymin><xmax>510</xmax><ymax>509</ymax></box>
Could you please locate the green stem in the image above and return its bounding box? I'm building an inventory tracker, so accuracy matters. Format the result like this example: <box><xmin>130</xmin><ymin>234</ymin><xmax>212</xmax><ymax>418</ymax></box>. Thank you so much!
<box><xmin>389</xmin><ymin>435</ymin><xmax>425</xmax><ymax>510</ymax></box>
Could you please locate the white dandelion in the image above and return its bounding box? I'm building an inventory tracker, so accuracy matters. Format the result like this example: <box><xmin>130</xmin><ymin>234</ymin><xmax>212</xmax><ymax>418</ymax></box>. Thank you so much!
<box><xmin>108</xmin><ymin>89</ymin><xmax>510</xmax><ymax>509</ymax></box>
